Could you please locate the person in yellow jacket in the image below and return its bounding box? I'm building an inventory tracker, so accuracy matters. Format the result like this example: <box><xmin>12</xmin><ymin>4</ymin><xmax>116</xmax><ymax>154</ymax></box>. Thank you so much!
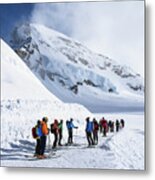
<box><xmin>40</xmin><ymin>117</ymin><xmax>49</xmax><ymax>158</ymax></box>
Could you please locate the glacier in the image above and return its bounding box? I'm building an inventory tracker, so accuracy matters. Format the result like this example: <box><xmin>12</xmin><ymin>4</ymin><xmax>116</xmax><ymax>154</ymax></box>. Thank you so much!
<box><xmin>10</xmin><ymin>23</ymin><xmax>144</xmax><ymax>113</ymax></box>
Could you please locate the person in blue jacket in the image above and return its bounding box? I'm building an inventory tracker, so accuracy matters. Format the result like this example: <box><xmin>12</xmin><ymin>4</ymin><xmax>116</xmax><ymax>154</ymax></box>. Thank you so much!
<box><xmin>66</xmin><ymin>118</ymin><xmax>78</xmax><ymax>145</ymax></box>
<box><xmin>34</xmin><ymin>120</ymin><xmax>43</xmax><ymax>158</ymax></box>
<box><xmin>85</xmin><ymin>117</ymin><xmax>94</xmax><ymax>147</ymax></box>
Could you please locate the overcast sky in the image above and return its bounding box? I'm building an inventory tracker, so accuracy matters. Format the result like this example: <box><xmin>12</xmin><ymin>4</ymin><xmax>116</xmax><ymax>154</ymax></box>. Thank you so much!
<box><xmin>0</xmin><ymin>1</ymin><xmax>144</xmax><ymax>76</ymax></box>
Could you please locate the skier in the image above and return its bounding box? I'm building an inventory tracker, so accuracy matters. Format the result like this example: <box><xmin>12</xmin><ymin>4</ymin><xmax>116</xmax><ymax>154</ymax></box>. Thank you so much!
<box><xmin>58</xmin><ymin>119</ymin><xmax>63</xmax><ymax>146</ymax></box>
<box><xmin>108</xmin><ymin>120</ymin><xmax>112</xmax><ymax>132</ymax></box>
<box><xmin>116</xmin><ymin>119</ymin><xmax>120</xmax><ymax>132</ymax></box>
<box><xmin>85</xmin><ymin>117</ymin><xmax>94</xmax><ymax>147</ymax></box>
<box><xmin>101</xmin><ymin>117</ymin><xmax>108</xmax><ymax>137</ymax></box>
<box><xmin>99</xmin><ymin>119</ymin><xmax>103</xmax><ymax>133</ymax></box>
<box><xmin>34</xmin><ymin>120</ymin><xmax>42</xmax><ymax>158</ymax></box>
<box><xmin>120</xmin><ymin>119</ymin><xmax>125</xmax><ymax>128</ymax></box>
<box><xmin>51</xmin><ymin>119</ymin><xmax>59</xmax><ymax>149</ymax></box>
<box><xmin>93</xmin><ymin>118</ymin><xmax>99</xmax><ymax>145</ymax></box>
<box><xmin>111</xmin><ymin>121</ymin><xmax>114</xmax><ymax>132</ymax></box>
<box><xmin>66</xmin><ymin>118</ymin><xmax>78</xmax><ymax>145</ymax></box>
<box><xmin>40</xmin><ymin>117</ymin><xmax>49</xmax><ymax>158</ymax></box>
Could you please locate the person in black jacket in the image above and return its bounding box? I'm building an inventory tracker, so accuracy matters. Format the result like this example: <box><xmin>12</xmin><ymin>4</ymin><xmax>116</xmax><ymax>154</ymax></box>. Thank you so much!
<box><xmin>34</xmin><ymin>120</ymin><xmax>42</xmax><ymax>158</ymax></box>
<box><xmin>66</xmin><ymin>118</ymin><xmax>78</xmax><ymax>145</ymax></box>
<box><xmin>116</xmin><ymin>120</ymin><xmax>120</xmax><ymax>132</ymax></box>
<box><xmin>120</xmin><ymin>119</ymin><xmax>125</xmax><ymax>128</ymax></box>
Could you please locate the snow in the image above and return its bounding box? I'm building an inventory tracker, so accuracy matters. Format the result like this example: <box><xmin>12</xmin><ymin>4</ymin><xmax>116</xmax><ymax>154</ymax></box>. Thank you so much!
<box><xmin>1</xmin><ymin>33</ymin><xmax>144</xmax><ymax>170</ymax></box>
<box><xmin>1</xmin><ymin>38</ymin><xmax>91</xmax><ymax>116</ymax></box>
<box><xmin>1</xmin><ymin>110</ymin><xmax>144</xmax><ymax>170</ymax></box>
<box><xmin>0</xmin><ymin>38</ymin><xmax>94</xmax><ymax>167</ymax></box>
<box><xmin>1</xmin><ymin>39</ymin><xmax>60</xmax><ymax>101</ymax></box>
<box><xmin>10</xmin><ymin>23</ymin><xmax>144</xmax><ymax>113</ymax></box>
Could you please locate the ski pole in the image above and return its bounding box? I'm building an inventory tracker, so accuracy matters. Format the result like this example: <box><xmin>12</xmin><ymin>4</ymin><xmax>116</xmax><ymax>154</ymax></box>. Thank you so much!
<box><xmin>48</xmin><ymin>133</ymin><xmax>51</xmax><ymax>150</ymax></box>
<box><xmin>62</xmin><ymin>136</ymin><xmax>66</xmax><ymax>145</ymax></box>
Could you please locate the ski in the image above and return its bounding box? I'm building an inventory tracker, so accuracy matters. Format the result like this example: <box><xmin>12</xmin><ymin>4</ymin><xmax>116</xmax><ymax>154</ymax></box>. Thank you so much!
<box><xmin>64</xmin><ymin>143</ymin><xmax>81</xmax><ymax>147</ymax></box>
<box><xmin>24</xmin><ymin>152</ymin><xmax>60</xmax><ymax>161</ymax></box>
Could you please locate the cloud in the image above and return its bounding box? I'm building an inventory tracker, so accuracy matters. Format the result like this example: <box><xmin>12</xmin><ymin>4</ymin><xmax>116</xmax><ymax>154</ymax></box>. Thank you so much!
<box><xmin>30</xmin><ymin>1</ymin><xmax>144</xmax><ymax>76</ymax></box>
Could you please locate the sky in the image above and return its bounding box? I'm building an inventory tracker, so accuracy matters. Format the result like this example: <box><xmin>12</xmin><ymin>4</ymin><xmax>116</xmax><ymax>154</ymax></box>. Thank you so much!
<box><xmin>0</xmin><ymin>1</ymin><xmax>144</xmax><ymax>76</ymax></box>
<box><xmin>0</xmin><ymin>3</ymin><xmax>34</xmax><ymax>42</ymax></box>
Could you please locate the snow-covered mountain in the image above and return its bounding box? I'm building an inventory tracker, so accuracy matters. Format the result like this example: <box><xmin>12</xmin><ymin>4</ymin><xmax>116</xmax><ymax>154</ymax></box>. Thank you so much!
<box><xmin>10</xmin><ymin>23</ymin><xmax>144</xmax><ymax>112</ymax></box>
<box><xmin>1</xmin><ymin>38</ymin><xmax>91</xmax><ymax>119</ymax></box>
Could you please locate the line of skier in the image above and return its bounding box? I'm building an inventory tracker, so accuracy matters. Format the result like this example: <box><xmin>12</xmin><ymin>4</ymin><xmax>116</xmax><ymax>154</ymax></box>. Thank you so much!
<box><xmin>32</xmin><ymin>116</ymin><xmax>125</xmax><ymax>159</ymax></box>
<box><xmin>85</xmin><ymin>117</ymin><xmax>125</xmax><ymax>147</ymax></box>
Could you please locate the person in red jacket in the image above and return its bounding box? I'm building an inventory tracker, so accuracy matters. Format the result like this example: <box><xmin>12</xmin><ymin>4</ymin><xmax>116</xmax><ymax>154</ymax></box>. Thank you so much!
<box><xmin>99</xmin><ymin>119</ymin><xmax>103</xmax><ymax>134</ymax></box>
<box><xmin>93</xmin><ymin>118</ymin><xmax>99</xmax><ymax>145</ymax></box>
<box><xmin>101</xmin><ymin>117</ymin><xmax>108</xmax><ymax>137</ymax></box>
<box><xmin>52</xmin><ymin>119</ymin><xmax>59</xmax><ymax>149</ymax></box>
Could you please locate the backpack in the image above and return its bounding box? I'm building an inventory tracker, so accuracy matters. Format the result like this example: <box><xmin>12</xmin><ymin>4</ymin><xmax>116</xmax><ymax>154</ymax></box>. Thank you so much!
<box><xmin>32</xmin><ymin>127</ymin><xmax>38</xmax><ymax>139</ymax></box>
<box><xmin>50</xmin><ymin>123</ymin><xmax>55</xmax><ymax>134</ymax></box>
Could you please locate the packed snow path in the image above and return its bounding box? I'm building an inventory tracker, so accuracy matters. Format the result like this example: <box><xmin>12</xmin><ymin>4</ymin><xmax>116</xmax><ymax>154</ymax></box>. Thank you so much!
<box><xmin>1</xmin><ymin>113</ymin><xmax>144</xmax><ymax>170</ymax></box>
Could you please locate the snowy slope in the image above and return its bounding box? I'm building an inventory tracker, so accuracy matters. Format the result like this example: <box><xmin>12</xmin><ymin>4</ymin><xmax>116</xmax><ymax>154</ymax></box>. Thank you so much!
<box><xmin>1</xmin><ymin>39</ymin><xmax>60</xmax><ymax>101</ymax></box>
<box><xmin>1</xmin><ymin>38</ymin><xmax>92</xmax><ymax>151</ymax></box>
<box><xmin>10</xmin><ymin>23</ymin><xmax>144</xmax><ymax>112</ymax></box>
<box><xmin>1</xmin><ymin>39</ymin><xmax>144</xmax><ymax>170</ymax></box>
<box><xmin>1</xmin><ymin>37</ymin><xmax>91</xmax><ymax>118</ymax></box>
<box><xmin>1</xmin><ymin>38</ymin><xmax>90</xmax><ymax>110</ymax></box>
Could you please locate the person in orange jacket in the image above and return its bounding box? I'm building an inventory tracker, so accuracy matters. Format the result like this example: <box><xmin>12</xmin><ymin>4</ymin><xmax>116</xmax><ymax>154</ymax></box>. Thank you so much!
<box><xmin>40</xmin><ymin>117</ymin><xmax>49</xmax><ymax>158</ymax></box>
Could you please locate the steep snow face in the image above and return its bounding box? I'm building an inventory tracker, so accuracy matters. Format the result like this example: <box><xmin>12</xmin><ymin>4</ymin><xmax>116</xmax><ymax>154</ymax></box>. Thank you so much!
<box><xmin>1</xmin><ymin>38</ymin><xmax>91</xmax><ymax>117</ymax></box>
<box><xmin>1</xmin><ymin>39</ymin><xmax>59</xmax><ymax>101</ymax></box>
<box><xmin>10</xmin><ymin>23</ymin><xmax>144</xmax><ymax>112</ymax></box>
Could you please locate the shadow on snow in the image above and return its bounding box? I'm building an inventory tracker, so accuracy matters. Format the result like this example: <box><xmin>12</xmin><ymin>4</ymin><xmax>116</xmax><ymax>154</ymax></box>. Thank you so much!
<box><xmin>1</xmin><ymin>140</ymin><xmax>36</xmax><ymax>161</ymax></box>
